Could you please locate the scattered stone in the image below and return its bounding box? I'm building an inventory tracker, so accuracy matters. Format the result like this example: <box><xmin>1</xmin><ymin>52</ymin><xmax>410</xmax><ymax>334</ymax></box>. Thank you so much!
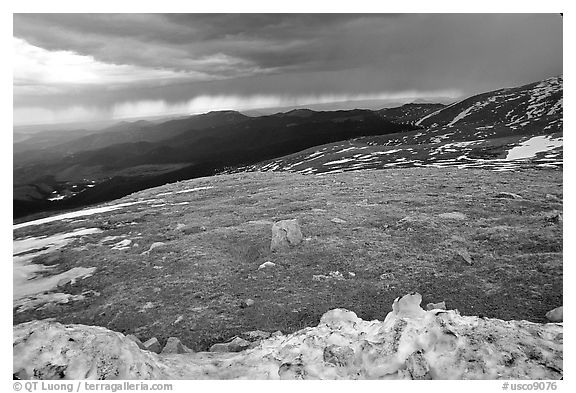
<box><xmin>175</xmin><ymin>223</ymin><xmax>186</xmax><ymax>230</ymax></box>
<box><xmin>143</xmin><ymin>337</ymin><xmax>162</xmax><ymax>354</ymax></box>
<box><xmin>246</xmin><ymin>220</ymin><xmax>274</xmax><ymax>225</ymax></box>
<box><xmin>242</xmin><ymin>330</ymin><xmax>272</xmax><ymax>341</ymax></box>
<box><xmin>313</xmin><ymin>271</ymin><xmax>344</xmax><ymax>281</ymax></box>
<box><xmin>209</xmin><ymin>337</ymin><xmax>251</xmax><ymax>353</ymax></box>
<box><xmin>426</xmin><ymin>301</ymin><xmax>447</xmax><ymax>311</ymax></box>
<box><xmin>398</xmin><ymin>215</ymin><xmax>418</xmax><ymax>224</ymax></box>
<box><xmin>543</xmin><ymin>210</ymin><xmax>563</xmax><ymax>224</ymax></box>
<box><xmin>240</xmin><ymin>299</ymin><xmax>255</xmax><ymax>308</ymax></box>
<box><xmin>141</xmin><ymin>242</ymin><xmax>166</xmax><ymax>255</ymax></box>
<box><xmin>456</xmin><ymin>249</ymin><xmax>473</xmax><ymax>265</ymax></box>
<box><xmin>546</xmin><ymin>306</ymin><xmax>563</xmax><ymax>322</ymax></box>
<box><xmin>173</xmin><ymin>315</ymin><xmax>184</xmax><ymax>325</ymax></box>
<box><xmin>495</xmin><ymin>192</ymin><xmax>523</xmax><ymax>200</ymax></box>
<box><xmin>100</xmin><ymin>235</ymin><xmax>122</xmax><ymax>244</ymax></box>
<box><xmin>258</xmin><ymin>261</ymin><xmax>276</xmax><ymax>270</ymax></box>
<box><xmin>161</xmin><ymin>337</ymin><xmax>191</xmax><ymax>354</ymax></box>
<box><xmin>192</xmin><ymin>292</ymin><xmax>203</xmax><ymax>299</ymax></box>
<box><xmin>545</xmin><ymin>194</ymin><xmax>562</xmax><ymax>202</ymax></box>
<box><xmin>153</xmin><ymin>266</ymin><xmax>163</xmax><ymax>270</ymax></box>
<box><xmin>311</xmin><ymin>208</ymin><xmax>327</xmax><ymax>213</ymax></box>
<box><xmin>331</xmin><ymin>218</ymin><xmax>347</xmax><ymax>224</ymax></box>
<box><xmin>438</xmin><ymin>212</ymin><xmax>467</xmax><ymax>220</ymax></box>
<box><xmin>81</xmin><ymin>290</ymin><xmax>100</xmax><ymax>298</ymax></box>
<box><xmin>348</xmin><ymin>272</ymin><xmax>356</xmax><ymax>277</ymax></box>
<box><xmin>111</xmin><ymin>239</ymin><xmax>132</xmax><ymax>250</ymax></box>
<box><xmin>182</xmin><ymin>225</ymin><xmax>207</xmax><ymax>235</ymax></box>
<box><xmin>126</xmin><ymin>335</ymin><xmax>146</xmax><ymax>350</ymax></box>
<box><xmin>270</xmin><ymin>219</ymin><xmax>303</xmax><ymax>252</ymax></box>
<box><xmin>139</xmin><ymin>302</ymin><xmax>155</xmax><ymax>312</ymax></box>
<box><xmin>208</xmin><ymin>343</ymin><xmax>229</xmax><ymax>352</ymax></box>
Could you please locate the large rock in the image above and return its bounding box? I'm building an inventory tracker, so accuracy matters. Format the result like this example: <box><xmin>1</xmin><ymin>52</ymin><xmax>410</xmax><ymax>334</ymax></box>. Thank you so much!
<box><xmin>546</xmin><ymin>306</ymin><xmax>563</xmax><ymax>322</ymax></box>
<box><xmin>456</xmin><ymin>249</ymin><xmax>473</xmax><ymax>265</ymax></box>
<box><xmin>209</xmin><ymin>337</ymin><xmax>251</xmax><ymax>353</ymax></box>
<box><xmin>161</xmin><ymin>337</ymin><xmax>191</xmax><ymax>354</ymax></box>
<box><xmin>270</xmin><ymin>219</ymin><xmax>303</xmax><ymax>252</ymax></box>
<box><xmin>126</xmin><ymin>334</ymin><xmax>146</xmax><ymax>350</ymax></box>
<box><xmin>13</xmin><ymin>293</ymin><xmax>563</xmax><ymax>380</ymax></box>
<box><xmin>142</xmin><ymin>337</ymin><xmax>162</xmax><ymax>354</ymax></box>
<box><xmin>242</xmin><ymin>330</ymin><xmax>272</xmax><ymax>341</ymax></box>
<box><xmin>425</xmin><ymin>301</ymin><xmax>446</xmax><ymax>311</ymax></box>
<box><xmin>141</xmin><ymin>242</ymin><xmax>166</xmax><ymax>255</ymax></box>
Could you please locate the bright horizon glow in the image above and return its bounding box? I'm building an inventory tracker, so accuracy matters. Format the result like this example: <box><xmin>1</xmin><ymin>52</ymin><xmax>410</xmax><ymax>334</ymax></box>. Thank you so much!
<box><xmin>13</xmin><ymin>37</ymin><xmax>210</xmax><ymax>96</ymax></box>
<box><xmin>14</xmin><ymin>90</ymin><xmax>461</xmax><ymax>126</ymax></box>
<box><xmin>13</xmin><ymin>36</ymin><xmax>463</xmax><ymax>126</ymax></box>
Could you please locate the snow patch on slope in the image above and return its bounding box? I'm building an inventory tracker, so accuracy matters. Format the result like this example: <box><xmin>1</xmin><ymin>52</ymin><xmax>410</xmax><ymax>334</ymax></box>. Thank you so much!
<box><xmin>13</xmin><ymin>228</ymin><xmax>101</xmax><ymax>309</ymax></box>
<box><xmin>14</xmin><ymin>200</ymin><xmax>161</xmax><ymax>230</ymax></box>
<box><xmin>505</xmin><ymin>135</ymin><xmax>563</xmax><ymax>161</ymax></box>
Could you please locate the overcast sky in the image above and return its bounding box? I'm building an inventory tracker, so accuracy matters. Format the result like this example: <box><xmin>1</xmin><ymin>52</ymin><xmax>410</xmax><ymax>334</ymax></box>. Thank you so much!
<box><xmin>13</xmin><ymin>13</ymin><xmax>562</xmax><ymax>125</ymax></box>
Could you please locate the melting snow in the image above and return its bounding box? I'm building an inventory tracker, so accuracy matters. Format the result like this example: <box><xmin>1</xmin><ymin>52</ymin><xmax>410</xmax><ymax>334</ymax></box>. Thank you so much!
<box><xmin>13</xmin><ymin>292</ymin><xmax>562</xmax><ymax>379</ymax></box>
<box><xmin>307</xmin><ymin>151</ymin><xmax>324</xmax><ymax>159</ymax></box>
<box><xmin>505</xmin><ymin>135</ymin><xmax>563</xmax><ymax>161</ymax></box>
<box><xmin>336</xmin><ymin>147</ymin><xmax>358</xmax><ymax>154</ymax></box>
<box><xmin>372</xmin><ymin>149</ymin><xmax>402</xmax><ymax>155</ymax></box>
<box><xmin>13</xmin><ymin>200</ymin><xmax>159</xmax><ymax>230</ymax></box>
<box><xmin>324</xmin><ymin>158</ymin><xmax>355</xmax><ymax>166</ymax></box>
<box><xmin>13</xmin><ymin>228</ymin><xmax>101</xmax><ymax>304</ymax></box>
<box><xmin>175</xmin><ymin>186</ymin><xmax>214</xmax><ymax>194</ymax></box>
<box><xmin>447</xmin><ymin>104</ymin><xmax>478</xmax><ymax>127</ymax></box>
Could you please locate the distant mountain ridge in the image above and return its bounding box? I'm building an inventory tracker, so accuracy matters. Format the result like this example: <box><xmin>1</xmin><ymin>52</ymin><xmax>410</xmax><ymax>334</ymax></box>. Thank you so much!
<box><xmin>378</xmin><ymin>103</ymin><xmax>446</xmax><ymax>124</ymax></box>
<box><xmin>14</xmin><ymin>108</ymin><xmax>417</xmax><ymax>220</ymax></box>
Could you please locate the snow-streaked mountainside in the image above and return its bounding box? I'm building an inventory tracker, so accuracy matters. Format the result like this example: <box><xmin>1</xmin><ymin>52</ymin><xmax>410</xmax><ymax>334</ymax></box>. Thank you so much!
<box><xmin>416</xmin><ymin>77</ymin><xmax>562</xmax><ymax>132</ymax></box>
<box><xmin>228</xmin><ymin>77</ymin><xmax>562</xmax><ymax>175</ymax></box>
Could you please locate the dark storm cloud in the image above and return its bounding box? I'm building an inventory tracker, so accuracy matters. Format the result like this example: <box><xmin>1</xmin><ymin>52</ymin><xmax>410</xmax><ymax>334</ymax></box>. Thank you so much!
<box><xmin>13</xmin><ymin>13</ymin><xmax>562</xmax><ymax>124</ymax></box>
<box><xmin>13</xmin><ymin>14</ymin><xmax>406</xmax><ymax>74</ymax></box>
